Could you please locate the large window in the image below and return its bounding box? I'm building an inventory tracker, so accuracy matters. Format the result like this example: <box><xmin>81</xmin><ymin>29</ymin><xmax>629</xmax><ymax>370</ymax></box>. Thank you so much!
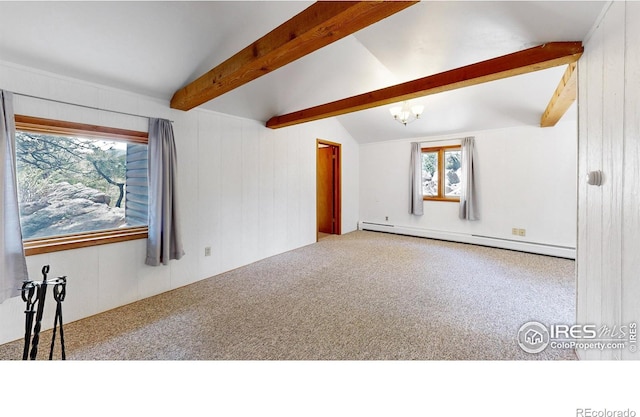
<box><xmin>15</xmin><ymin>115</ymin><xmax>148</xmax><ymax>255</ymax></box>
<box><xmin>422</xmin><ymin>145</ymin><xmax>461</xmax><ymax>201</ymax></box>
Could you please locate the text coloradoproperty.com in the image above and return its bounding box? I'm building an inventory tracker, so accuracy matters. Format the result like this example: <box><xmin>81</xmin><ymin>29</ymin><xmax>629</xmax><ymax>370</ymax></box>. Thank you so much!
<box><xmin>576</xmin><ymin>409</ymin><xmax>636</xmax><ymax>417</ymax></box>
<box><xmin>552</xmin><ymin>341</ymin><xmax>627</xmax><ymax>350</ymax></box>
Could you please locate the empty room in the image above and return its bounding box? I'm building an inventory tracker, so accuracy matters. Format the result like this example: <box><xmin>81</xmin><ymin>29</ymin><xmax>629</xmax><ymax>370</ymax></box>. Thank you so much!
<box><xmin>1</xmin><ymin>0</ymin><xmax>639</xmax><ymax>412</ymax></box>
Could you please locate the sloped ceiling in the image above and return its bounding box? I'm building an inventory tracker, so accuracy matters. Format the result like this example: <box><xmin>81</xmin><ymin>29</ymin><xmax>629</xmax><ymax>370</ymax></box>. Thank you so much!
<box><xmin>0</xmin><ymin>1</ymin><xmax>606</xmax><ymax>143</ymax></box>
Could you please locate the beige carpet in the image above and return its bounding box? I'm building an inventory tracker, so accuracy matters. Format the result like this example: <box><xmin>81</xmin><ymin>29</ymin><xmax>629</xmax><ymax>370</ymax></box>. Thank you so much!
<box><xmin>0</xmin><ymin>231</ymin><xmax>577</xmax><ymax>360</ymax></box>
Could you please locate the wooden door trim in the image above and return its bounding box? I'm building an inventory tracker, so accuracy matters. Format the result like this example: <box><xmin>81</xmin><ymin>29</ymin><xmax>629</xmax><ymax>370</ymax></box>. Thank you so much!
<box><xmin>317</xmin><ymin>139</ymin><xmax>341</xmax><ymax>239</ymax></box>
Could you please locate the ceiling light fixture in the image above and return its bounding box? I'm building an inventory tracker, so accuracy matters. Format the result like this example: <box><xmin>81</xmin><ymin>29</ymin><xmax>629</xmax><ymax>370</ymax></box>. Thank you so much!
<box><xmin>389</xmin><ymin>101</ymin><xmax>424</xmax><ymax>126</ymax></box>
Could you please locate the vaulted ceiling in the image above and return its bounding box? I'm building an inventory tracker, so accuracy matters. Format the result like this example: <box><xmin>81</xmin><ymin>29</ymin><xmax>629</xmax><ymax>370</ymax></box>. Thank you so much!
<box><xmin>0</xmin><ymin>1</ymin><xmax>606</xmax><ymax>143</ymax></box>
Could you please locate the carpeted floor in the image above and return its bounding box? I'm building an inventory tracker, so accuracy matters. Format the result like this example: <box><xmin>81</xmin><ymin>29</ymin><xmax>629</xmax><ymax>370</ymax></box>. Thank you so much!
<box><xmin>0</xmin><ymin>231</ymin><xmax>577</xmax><ymax>360</ymax></box>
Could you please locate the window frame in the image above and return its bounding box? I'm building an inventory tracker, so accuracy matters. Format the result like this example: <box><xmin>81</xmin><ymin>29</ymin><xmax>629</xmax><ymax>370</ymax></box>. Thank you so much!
<box><xmin>15</xmin><ymin>115</ymin><xmax>149</xmax><ymax>256</ymax></box>
<box><xmin>421</xmin><ymin>145</ymin><xmax>461</xmax><ymax>202</ymax></box>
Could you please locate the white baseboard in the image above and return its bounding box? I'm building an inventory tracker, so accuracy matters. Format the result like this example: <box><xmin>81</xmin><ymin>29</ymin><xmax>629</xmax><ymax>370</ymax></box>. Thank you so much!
<box><xmin>358</xmin><ymin>222</ymin><xmax>576</xmax><ymax>259</ymax></box>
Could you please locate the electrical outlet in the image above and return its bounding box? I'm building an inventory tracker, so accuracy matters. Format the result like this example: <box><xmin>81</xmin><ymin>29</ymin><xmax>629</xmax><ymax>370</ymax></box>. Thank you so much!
<box><xmin>204</xmin><ymin>247</ymin><xmax>211</xmax><ymax>257</ymax></box>
<box><xmin>512</xmin><ymin>228</ymin><xmax>518</xmax><ymax>235</ymax></box>
<box><xmin>385</xmin><ymin>216</ymin><xmax>389</xmax><ymax>221</ymax></box>
<box><xmin>518</xmin><ymin>229</ymin><xmax>526</xmax><ymax>237</ymax></box>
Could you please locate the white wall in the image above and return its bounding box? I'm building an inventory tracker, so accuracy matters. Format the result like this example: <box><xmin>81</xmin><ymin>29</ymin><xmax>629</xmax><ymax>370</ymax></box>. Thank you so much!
<box><xmin>359</xmin><ymin>123</ymin><xmax>578</xmax><ymax>257</ymax></box>
<box><xmin>577</xmin><ymin>1</ymin><xmax>640</xmax><ymax>360</ymax></box>
<box><xmin>0</xmin><ymin>61</ymin><xmax>359</xmax><ymax>346</ymax></box>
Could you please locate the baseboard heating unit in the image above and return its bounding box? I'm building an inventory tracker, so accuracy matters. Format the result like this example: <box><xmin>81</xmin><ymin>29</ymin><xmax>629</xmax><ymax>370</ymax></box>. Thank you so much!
<box><xmin>358</xmin><ymin>221</ymin><xmax>575</xmax><ymax>259</ymax></box>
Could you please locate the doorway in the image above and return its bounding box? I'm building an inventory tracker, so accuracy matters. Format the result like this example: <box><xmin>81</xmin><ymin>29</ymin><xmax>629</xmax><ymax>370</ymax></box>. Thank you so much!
<box><xmin>317</xmin><ymin>139</ymin><xmax>341</xmax><ymax>241</ymax></box>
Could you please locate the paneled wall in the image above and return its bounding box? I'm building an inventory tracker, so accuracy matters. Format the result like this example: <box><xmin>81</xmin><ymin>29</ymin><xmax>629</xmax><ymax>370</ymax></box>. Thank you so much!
<box><xmin>0</xmin><ymin>61</ymin><xmax>359</xmax><ymax>346</ymax></box>
<box><xmin>577</xmin><ymin>1</ymin><xmax>640</xmax><ymax>360</ymax></box>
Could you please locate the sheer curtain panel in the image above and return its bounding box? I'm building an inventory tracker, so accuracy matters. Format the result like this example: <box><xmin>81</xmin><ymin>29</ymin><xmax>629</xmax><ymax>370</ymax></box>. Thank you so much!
<box><xmin>145</xmin><ymin>118</ymin><xmax>185</xmax><ymax>266</ymax></box>
<box><xmin>1</xmin><ymin>90</ymin><xmax>29</xmax><ymax>303</ymax></box>
<box><xmin>459</xmin><ymin>136</ymin><xmax>479</xmax><ymax>220</ymax></box>
<box><xmin>410</xmin><ymin>142</ymin><xmax>424</xmax><ymax>216</ymax></box>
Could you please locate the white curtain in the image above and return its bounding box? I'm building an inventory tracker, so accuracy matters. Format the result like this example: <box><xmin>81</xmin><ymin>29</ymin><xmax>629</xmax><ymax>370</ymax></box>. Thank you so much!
<box><xmin>409</xmin><ymin>142</ymin><xmax>424</xmax><ymax>216</ymax></box>
<box><xmin>459</xmin><ymin>136</ymin><xmax>479</xmax><ymax>220</ymax></box>
<box><xmin>1</xmin><ymin>90</ymin><xmax>29</xmax><ymax>303</ymax></box>
<box><xmin>145</xmin><ymin>118</ymin><xmax>185</xmax><ymax>266</ymax></box>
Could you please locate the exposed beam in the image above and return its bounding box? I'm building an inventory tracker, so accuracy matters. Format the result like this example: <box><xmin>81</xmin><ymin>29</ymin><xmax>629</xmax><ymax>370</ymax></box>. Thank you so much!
<box><xmin>266</xmin><ymin>42</ymin><xmax>584</xmax><ymax>129</ymax></box>
<box><xmin>170</xmin><ymin>1</ymin><xmax>418</xmax><ymax>111</ymax></box>
<box><xmin>540</xmin><ymin>62</ymin><xmax>578</xmax><ymax>127</ymax></box>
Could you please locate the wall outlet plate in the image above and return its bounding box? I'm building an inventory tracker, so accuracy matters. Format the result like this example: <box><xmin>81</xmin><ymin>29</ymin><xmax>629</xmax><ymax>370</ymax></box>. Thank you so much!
<box><xmin>204</xmin><ymin>247</ymin><xmax>211</xmax><ymax>257</ymax></box>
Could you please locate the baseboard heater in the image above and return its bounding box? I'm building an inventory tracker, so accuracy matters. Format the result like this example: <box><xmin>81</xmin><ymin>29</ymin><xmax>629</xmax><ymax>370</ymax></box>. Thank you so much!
<box><xmin>359</xmin><ymin>222</ymin><xmax>393</xmax><ymax>228</ymax></box>
<box><xmin>358</xmin><ymin>221</ymin><xmax>576</xmax><ymax>259</ymax></box>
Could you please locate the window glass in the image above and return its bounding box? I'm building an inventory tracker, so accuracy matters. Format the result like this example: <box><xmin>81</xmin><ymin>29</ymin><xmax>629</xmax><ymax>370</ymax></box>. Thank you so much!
<box><xmin>16</xmin><ymin>130</ymin><xmax>148</xmax><ymax>240</ymax></box>
<box><xmin>444</xmin><ymin>149</ymin><xmax>462</xmax><ymax>197</ymax></box>
<box><xmin>422</xmin><ymin>151</ymin><xmax>438</xmax><ymax>196</ymax></box>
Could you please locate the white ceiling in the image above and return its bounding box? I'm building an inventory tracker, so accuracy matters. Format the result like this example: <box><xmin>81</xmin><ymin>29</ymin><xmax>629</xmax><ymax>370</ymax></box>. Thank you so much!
<box><xmin>0</xmin><ymin>1</ymin><xmax>606</xmax><ymax>143</ymax></box>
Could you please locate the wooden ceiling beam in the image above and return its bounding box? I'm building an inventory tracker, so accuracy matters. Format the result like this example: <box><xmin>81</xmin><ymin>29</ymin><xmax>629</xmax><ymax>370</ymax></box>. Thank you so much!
<box><xmin>540</xmin><ymin>62</ymin><xmax>578</xmax><ymax>127</ymax></box>
<box><xmin>170</xmin><ymin>1</ymin><xmax>418</xmax><ymax>111</ymax></box>
<box><xmin>266</xmin><ymin>42</ymin><xmax>584</xmax><ymax>129</ymax></box>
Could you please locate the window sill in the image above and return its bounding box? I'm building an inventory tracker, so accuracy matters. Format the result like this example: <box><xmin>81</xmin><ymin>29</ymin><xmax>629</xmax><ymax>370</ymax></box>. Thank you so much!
<box><xmin>23</xmin><ymin>227</ymin><xmax>148</xmax><ymax>256</ymax></box>
<box><xmin>423</xmin><ymin>197</ymin><xmax>460</xmax><ymax>203</ymax></box>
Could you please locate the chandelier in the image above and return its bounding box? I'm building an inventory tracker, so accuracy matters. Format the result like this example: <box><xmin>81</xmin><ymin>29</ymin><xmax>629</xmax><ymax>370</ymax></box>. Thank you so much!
<box><xmin>389</xmin><ymin>101</ymin><xmax>424</xmax><ymax>126</ymax></box>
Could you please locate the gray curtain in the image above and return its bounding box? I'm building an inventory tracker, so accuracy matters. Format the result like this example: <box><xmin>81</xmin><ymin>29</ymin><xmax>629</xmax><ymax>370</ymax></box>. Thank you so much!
<box><xmin>1</xmin><ymin>90</ymin><xmax>28</xmax><ymax>303</ymax></box>
<box><xmin>145</xmin><ymin>118</ymin><xmax>185</xmax><ymax>266</ymax></box>
<box><xmin>409</xmin><ymin>142</ymin><xmax>424</xmax><ymax>216</ymax></box>
<box><xmin>459</xmin><ymin>136</ymin><xmax>479</xmax><ymax>220</ymax></box>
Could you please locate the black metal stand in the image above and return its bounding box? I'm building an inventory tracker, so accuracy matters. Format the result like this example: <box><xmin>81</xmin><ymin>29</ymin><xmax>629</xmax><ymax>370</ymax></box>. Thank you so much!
<box><xmin>20</xmin><ymin>265</ymin><xmax>67</xmax><ymax>360</ymax></box>
<box><xmin>49</xmin><ymin>276</ymin><xmax>67</xmax><ymax>360</ymax></box>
